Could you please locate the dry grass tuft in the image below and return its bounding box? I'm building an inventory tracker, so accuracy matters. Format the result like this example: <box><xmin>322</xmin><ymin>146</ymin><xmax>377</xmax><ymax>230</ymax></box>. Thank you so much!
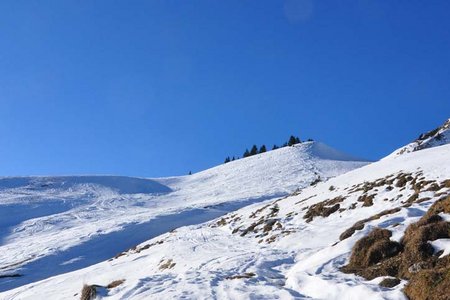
<box><xmin>80</xmin><ymin>285</ymin><xmax>96</xmax><ymax>300</ymax></box>
<box><xmin>346</xmin><ymin>228</ymin><xmax>402</xmax><ymax>269</ymax></box>
<box><xmin>303</xmin><ymin>196</ymin><xmax>345</xmax><ymax>222</ymax></box>
<box><xmin>342</xmin><ymin>193</ymin><xmax>450</xmax><ymax>299</ymax></box>
<box><xmin>106</xmin><ymin>279</ymin><xmax>125</xmax><ymax>289</ymax></box>
<box><xmin>159</xmin><ymin>259</ymin><xmax>176</xmax><ymax>270</ymax></box>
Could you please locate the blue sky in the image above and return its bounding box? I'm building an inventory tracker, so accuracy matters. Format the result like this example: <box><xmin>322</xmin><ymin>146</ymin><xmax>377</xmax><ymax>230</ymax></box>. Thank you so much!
<box><xmin>0</xmin><ymin>1</ymin><xmax>449</xmax><ymax>177</ymax></box>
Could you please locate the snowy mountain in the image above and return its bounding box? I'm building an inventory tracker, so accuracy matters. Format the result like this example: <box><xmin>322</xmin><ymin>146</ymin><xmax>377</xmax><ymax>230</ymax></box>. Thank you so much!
<box><xmin>386</xmin><ymin>118</ymin><xmax>450</xmax><ymax>158</ymax></box>
<box><xmin>4</xmin><ymin>137</ymin><xmax>446</xmax><ymax>300</ymax></box>
<box><xmin>0</xmin><ymin>141</ymin><xmax>368</xmax><ymax>294</ymax></box>
<box><xmin>1</xmin><ymin>121</ymin><xmax>449</xmax><ymax>300</ymax></box>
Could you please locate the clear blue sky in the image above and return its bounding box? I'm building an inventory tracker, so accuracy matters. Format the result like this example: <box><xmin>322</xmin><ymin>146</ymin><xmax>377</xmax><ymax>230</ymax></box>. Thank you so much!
<box><xmin>0</xmin><ymin>1</ymin><xmax>449</xmax><ymax>177</ymax></box>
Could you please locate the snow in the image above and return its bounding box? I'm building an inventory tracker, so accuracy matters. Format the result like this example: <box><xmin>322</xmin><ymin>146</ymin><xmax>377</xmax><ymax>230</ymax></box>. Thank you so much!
<box><xmin>1</xmin><ymin>141</ymin><xmax>449</xmax><ymax>299</ymax></box>
<box><xmin>429</xmin><ymin>238</ymin><xmax>450</xmax><ymax>258</ymax></box>
<box><xmin>0</xmin><ymin>142</ymin><xmax>368</xmax><ymax>294</ymax></box>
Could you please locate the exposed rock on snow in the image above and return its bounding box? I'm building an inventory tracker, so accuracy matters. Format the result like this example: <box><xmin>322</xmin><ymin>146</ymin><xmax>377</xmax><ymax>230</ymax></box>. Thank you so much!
<box><xmin>386</xmin><ymin>118</ymin><xmax>450</xmax><ymax>158</ymax></box>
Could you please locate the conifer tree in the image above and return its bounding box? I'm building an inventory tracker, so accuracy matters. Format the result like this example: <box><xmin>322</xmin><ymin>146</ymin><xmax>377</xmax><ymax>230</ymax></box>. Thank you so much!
<box><xmin>224</xmin><ymin>157</ymin><xmax>231</xmax><ymax>163</ymax></box>
<box><xmin>288</xmin><ymin>135</ymin><xmax>297</xmax><ymax>146</ymax></box>
<box><xmin>243</xmin><ymin>149</ymin><xmax>250</xmax><ymax>157</ymax></box>
<box><xmin>295</xmin><ymin>136</ymin><xmax>301</xmax><ymax>144</ymax></box>
<box><xmin>250</xmin><ymin>145</ymin><xmax>258</xmax><ymax>156</ymax></box>
<box><xmin>259</xmin><ymin>145</ymin><xmax>267</xmax><ymax>153</ymax></box>
<box><xmin>272</xmin><ymin>144</ymin><xmax>279</xmax><ymax>150</ymax></box>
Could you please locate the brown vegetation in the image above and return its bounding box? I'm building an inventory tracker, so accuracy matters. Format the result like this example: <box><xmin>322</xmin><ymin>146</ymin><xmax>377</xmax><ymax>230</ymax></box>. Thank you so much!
<box><xmin>339</xmin><ymin>208</ymin><xmax>401</xmax><ymax>241</ymax></box>
<box><xmin>357</xmin><ymin>194</ymin><xmax>375</xmax><ymax>207</ymax></box>
<box><xmin>303</xmin><ymin>196</ymin><xmax>345</xmax><ymax>223</ymax></box>
<box><xmin>344</xmin><ymin>228</ymin><xmax>402</xmax><ymax>270</ymax></box>
<box><xmin>106</xmin><ymin>279</ymin><xmax>125</xmax><ymax>289</ymax></box>
<box><xmin>341</xmin><ymin>194</ymin><xmax>450</xmax><ymax>299</ymax></box>
<box><xmin>80</xmin><ymin>285</ymin><xmax>96</xmax><ymax>300</ymax></box>
<box><xmin>159</xmin><ymin>259</ymin><xmax>176</xmax><ymax>270</ymax></box>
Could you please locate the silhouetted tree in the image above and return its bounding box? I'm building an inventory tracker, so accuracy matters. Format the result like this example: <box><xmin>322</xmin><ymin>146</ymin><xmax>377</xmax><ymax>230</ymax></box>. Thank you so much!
<box><xmin>259</xmin><ymin>145</ymin><xmax>267</xmax><ymax>153</ymax></box>
<box><xmin>295</xmin><ymin>137</ymin><xmax>301</xmax><ymax>144</ymax></box>
<box><xmin>224</xmin><ymin>157</ymin><xmax>231</xmax><ymax>163</ymax></box>
<box><xmin>288</xmin><ymin>135</ymin><xmax>297</xmax><ymax>146</ymax></box>
<box><xmin>272</xmin><ymin>144</ymin><xmax>279</xmax><ymax>150</ymax></box>
<box><xmin>189</xmin><ymin>171</ymin><xmax>192</xmax><ymax>175</ymax></box>
<box><xmin>232</xmin><ymin>156</ymin><xmax>236</xmax><ymax>161</ymax></box>
<box><xmin>243</xmin><ymin>149</ymin><xmax>250</xmax><ymax>158</ymax></box>
<box><xmin>250</xmin><ymin>145</ymin><xmax>258</xmax><ymax>156</ymax></box>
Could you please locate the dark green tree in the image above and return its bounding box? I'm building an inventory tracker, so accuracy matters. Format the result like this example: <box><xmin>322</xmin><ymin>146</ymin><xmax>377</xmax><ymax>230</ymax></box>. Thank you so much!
<box><xmin>288</xmin><ymin>135</ymin><xmax>297</xmax><ymax>146</ymax></box>
<box><xmin>224</xmin><ymin>157</ymin><xmax>231</xmax><ymax>163</ymax></box>
<box><xmin>295</xmin><ymin>136</ymin><xmax>301</xmax><ymax>144</ymax></box>
<box><xmin>243</xmin><ymin>149</ymin><xmax>250</xmax><ymax>157</ymax></box>
<box><xmin>272</xmin><ymin>144</ymin><xmax>279</xmax><ymax>150</ymax></box>
<box><xmin>259</xmin><ymin>145</ymin><xmax>267</xmax><ymax>153</ymax></box>
<box><xmin>250</xmin><ymin>145</ymin><xmax>258</xmax><ymax>156</ymax></box>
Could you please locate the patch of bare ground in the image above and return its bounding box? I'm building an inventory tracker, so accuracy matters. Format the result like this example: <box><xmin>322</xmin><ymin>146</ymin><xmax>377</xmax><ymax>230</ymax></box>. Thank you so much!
<box><xmin>226</xmin><ymin>272</ymin><xmax>255</xmax><ymax>280</ymax></box>
<box><xmin>80</xmin><ymin>284</ymin><xmax>97</xmax><ymax>300</ymax></box>
<box><xmin>357</xmin><ymin>193</ymin><xmax>375</xmax><ymax>207</ymax></box>
<box><xmin>303</xmin><ymin>196</ymin><xmax>345</xmax><ymax>223</ymax></box>
<box><xmin>159</xmin><ymin>259</ymin><xmax>176</xmax><ymax>270</ymax></box>
<box><xmin>249</xmin><ymin>204</ymin><xmax>270</xmax><ymax>219</ymax></box>
<box><xmin>106</xmin><ymin>279</ymin><xmax>125</xmax><ymax>289</ymax></box>
<box><xmin>348</xmin><ymin>174</ymin><xmax>396</xmax><ymax>194</ymax></box>
<box><xmin>78</xmin><ymin>280</ymin><xmax>125</xmax><ymax>300</ymax></box>
<box><xmin>341</xmin><ymin>194</ymin><xmax>450</xmax><ymax>299</ymax></box>
<box><xmin>112</xmin><ymin>239</ymin><xmax>165</xmax><ymax>260</ymax></box>
<box><xmin>295</xmin><ymin>194</ymin><xmax>317</xmax><ymax>205</ymax></box>
<box><xmin>339</xmin><ymin>208</ymin><xmax>402</xmax><ymax>241</ymax></box>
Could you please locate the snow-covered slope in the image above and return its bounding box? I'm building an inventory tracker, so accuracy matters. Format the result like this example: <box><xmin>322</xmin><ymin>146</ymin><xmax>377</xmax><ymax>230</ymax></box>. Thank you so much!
<box><xmin>386</xmin><ymin>118</ymin><xmax>450</xmax><ymax>158</ymax></box>
<box><xmin>2</xmin><ymin>142</ymin><xmax>449</xmax><ymax>299</ymax></box>
<box><xmin>0</xmin><ymin>142</ymin><xmax>368</xmax><ymax>293</ymax></box>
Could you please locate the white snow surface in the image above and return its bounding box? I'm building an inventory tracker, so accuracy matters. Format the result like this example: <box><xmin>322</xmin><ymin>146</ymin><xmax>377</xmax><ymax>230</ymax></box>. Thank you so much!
<box><xmin>429</xmin><ymin>238</ymin><xmax>450</xmax><ymax>258</ymax></box>
<box><xmin>1</xmin><ymin>141</ymin><xmax>449</xmax><ymax>299</ymax></box>
<box><xmin>0</xmin><ymin>142</ymin><xmax>368</xmax><ymax>294</ymax></box>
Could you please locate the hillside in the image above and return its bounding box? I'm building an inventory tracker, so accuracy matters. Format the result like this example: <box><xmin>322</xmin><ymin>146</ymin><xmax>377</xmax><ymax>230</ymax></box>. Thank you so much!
<box><xmin>1</xmin><ymin>126</ymin><xmax>449</xmax><ymax>299</ymax></box>
<box><xmin>0</xmin><ymin>142</ymin><xmax>368</xmax><ymax>293</ymax></box>
<box><xmin>386</xmin><ymin>118</ymin><xmax>450</xmax><ymax>158</ymax></box>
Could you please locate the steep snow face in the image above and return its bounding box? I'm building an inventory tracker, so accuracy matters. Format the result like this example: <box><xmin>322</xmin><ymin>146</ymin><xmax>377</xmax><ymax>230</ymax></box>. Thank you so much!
<box><xmin>0</xmin><ymin>142</ymin><xmax>368</xmax><ymax>292</ymax></box>
<box><xmin>2</xmin><ymin>144</ymin><xmax>449</xmax><ymax>300</ymax></box>
<box><xmin>386</xmin><ymin>118</ymin><xmax>450</xmax><ymax>158</ymax></box>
